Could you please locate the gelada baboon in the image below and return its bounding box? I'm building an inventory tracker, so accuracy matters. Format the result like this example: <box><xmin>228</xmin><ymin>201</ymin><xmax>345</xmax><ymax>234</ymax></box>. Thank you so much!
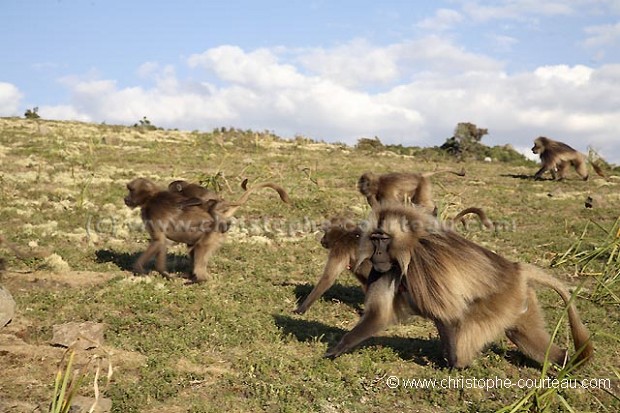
<box><xmin>358</xmin><ymin>169</ymin><xmax>465</xmax><ymax>212</ymax></box>
<box><xmin>168</xmin><ymin>180</ymin><xmax>222</xmax><ymax>204</ymax></box>
<box><xmin>325</xmin><ymin>205</ymin><xmax>593</xmax><ymax>368</ymax></box>
<box><xmin>293</xmin><ymin>217</ymin><xmax>372</xmax><ymax>315</ymax></box>
<box><xmin>125</xmin><ymin>178</ymin><xmax>290</xmax><ymax>283</ymax></box>
<box><xmin>532</xmin><ymin>136</ymin><xmax>605</xmax><ymax>181</ymax></box>
<box><xmin>294</xmin><ymin>207</ymin><xmax>493</xmax><ymax>315</ymax></box>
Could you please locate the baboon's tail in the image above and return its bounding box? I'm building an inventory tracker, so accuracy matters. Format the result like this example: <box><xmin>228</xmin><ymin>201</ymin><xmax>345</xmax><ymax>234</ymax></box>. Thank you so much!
<box><xmin>450</xmin><ymin>207</ymin><xmax>494</xmax><ymax>230</ymax></box>
<box><xmin>0</xmin><ymin>235</ymin><xmax>48</xmax><ymax>260</ymax></box>
<box><xmin>222</xmin><ymin>182</ymin><xmax>290</xmax><ymax>218</ymax></box>
<box><xmin>235</xmin><ymin>182</ymin><xmax>290</xmax><ymax>204</ymax></box>
<box><xmin>591</xmin><ymin>162</ymin><xmax>606</xmax><ymax>178</ymax></box>
<box><xmin>421</xmin><ymin>167</ymin><xmax>466</xmax><ymax>178</ymax></box>
<box><xmin>522</xmin><ymin>264</ymin><xmax>593</xmax><ymax>365</ymax></box>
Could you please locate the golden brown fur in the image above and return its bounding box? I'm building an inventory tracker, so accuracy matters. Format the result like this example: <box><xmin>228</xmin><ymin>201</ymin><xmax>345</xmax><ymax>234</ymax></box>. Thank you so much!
<box><xmin>296</xmin><ymin>207</ymin><xmax>493</xmax><ymax>315</ymax></box>
<box><xmin>358</xmin><ymin>169</ymin><xmax>465</xmax><ymax>213</ymax></box>
<box><xmin>325</xmin><ymin>205</ymin><xmax>593</xmax><ymax>368</ymax></box>
<box><xmin>532</xmin><ymin>136</ymin><xmax>605</xmax><ymax>181</ymax></box>
<box><xmin>448</xmin><ymin>207</ymin><xmax>494</xmax><ymax>230</ymax></box>
<box><xmin>168</xmin><ymin>180</ymin><xmax>222</xmax><ymax>206</ymax></box>
<box><xmin>125</xmin><ymin>178</ymin><xmax>290</xmax><ymax>283</ymax></box>
<box><xmin>293</xmin><ymin>217</ymin><xmax>372</xmax><ymax>314</ymax></box>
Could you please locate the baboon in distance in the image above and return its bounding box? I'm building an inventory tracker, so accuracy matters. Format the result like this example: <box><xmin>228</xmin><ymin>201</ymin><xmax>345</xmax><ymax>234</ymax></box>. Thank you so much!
<box><xmin>325</xmin><ymin>205</ymin><xmax>593</xmax><ymax>368</ymax></box>
<box><xmin>532</xmin><ymin>137</ymin><xmax>605</xmax><ymax>181</ymax></box>
<box><xmin>294</xmin><ymin>207</ymin><xmax>494</xmax><ymax>315</ymax></box>
<box><xmin>358</xmin><ymin>169</ymin><xmax>465</xmax><ymax>213</ymax></box>
<box><xmin>124</xmin><ymin>178</ymin><xmax>290</xmax><ymax>283</ymax></box>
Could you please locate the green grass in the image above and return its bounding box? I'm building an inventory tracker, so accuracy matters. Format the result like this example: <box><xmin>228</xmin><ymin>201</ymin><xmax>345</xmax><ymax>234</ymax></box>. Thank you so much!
<box><xmin>0</xmin><ymin>117</ymin><xmax>618</xmax><ymax>412</ymax></box>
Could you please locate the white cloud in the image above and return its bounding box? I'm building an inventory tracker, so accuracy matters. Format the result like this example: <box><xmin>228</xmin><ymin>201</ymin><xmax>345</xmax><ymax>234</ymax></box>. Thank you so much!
<box><xmin>43</xmin><ymin>42</ymin><xmax>620</xmax><ymax>164</ymax></box>
<box><xmin>296</xmin><ymin>39</ymin><xmax>400</xmax><ymax>87</ymax></box>
<box><xmin>39</xmin><ymin>104</ymin><xmax>91</xmax><ymax>122</ymax></box>
<box><xmin>416</xmin><ymin>8</ymin><xmax>464</xmax><ymax>31</ymax></box>
<box><xmin>488</xmin><ymin>34</ymin><xmax>519</xmax><ymax>52</ymax></box>
<box><xmin>533</xmin><ymin>65</ymin><xmax>593</xmax><ymax>86</ymax></box>
<box><xmin>377</xmin><ymin>62</ymin><xmax>620</xmax><ymax>163</ymax></box>
<box><xmin>188</xmin><ymin>46</ymin><xmax>307</xmax><ymax>90</ymax></box>
<box><xmin>461</xmin><ymin>0</ymin><xmax>574</xmax><ymax>22</ymax></box>
<box><xmin>0</xmin><ymin>82</ymin><xmax>23</xmax><ymax>116</ymax></box>
<box><xmin>582</xmin><ymin>21</ymin><xmax>620</xmax><ymax>48</ymax></box>
<box><xmin>295</xmin><ymin>36</ymin><xmax>502</xmax><ymax>87</ymax></box>
<box><xmin>73</xmin><ymin>79</ymin><xmax>117</xmax><ymax>96</ymax></box>
<box><xmin>57</xmin><ymin>79</ymin><xmax>239</xmax><ymax>126</ymax></box>
<box><xmin>394</xmin><ymin>36</ymin><xmax>503</xmax><ymax>74</ymax></box>
<box><xmin>52</xmin><ymin>45</ymin><xmax>425</xmax><ymax>139</ymax></box>
<box><xmin>32</xmin><ymin>62</ymin><xmax>62</xmax><ymax>71</ymax></box>
<box><xmin>137</xmin><ymin>61</ymin><xmax>160</xmax><ymax>78</ymax></box>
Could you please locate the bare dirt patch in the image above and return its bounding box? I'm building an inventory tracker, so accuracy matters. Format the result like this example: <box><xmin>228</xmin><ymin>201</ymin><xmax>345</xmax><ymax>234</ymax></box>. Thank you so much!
<box><xmin>0</xmin><ymin>270</ymin><xmax>144</xmax><ymax>411</ymax></box>
<box><xmin>1</xmin><ymin>270</ymin><xmax>116</xmax><ymax>290</ymax></box>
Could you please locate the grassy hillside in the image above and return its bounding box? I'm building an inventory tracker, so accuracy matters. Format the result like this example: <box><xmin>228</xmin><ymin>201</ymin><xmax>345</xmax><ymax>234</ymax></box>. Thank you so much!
<box><xmin>0</xmin><ymin>117</ymin><xmax>618</xmax><ymax>412</ymax></box>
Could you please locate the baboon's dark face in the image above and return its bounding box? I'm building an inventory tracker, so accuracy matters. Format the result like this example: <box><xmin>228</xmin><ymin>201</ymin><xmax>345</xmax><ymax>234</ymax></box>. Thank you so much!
<box><xmin>124</xmin><ymin>185</ymin><xmax>140</xmax><ymax>208</ymax></box>
<box><xmin>168</xmin><ymin>180</ymin><xmax>188</xmax><ymax>192</ymax></box>
<box><xmin>124</xmin><ymin>178</ymin><xmax>156</xmax><ymax>208</ymax></box>
<box><xmin>319</xmin><ymin>232</ymin><xmax>332</xmax><ymax>249</ymax></box>
<box><xmin>369</xmin><ymin>230</ymin><xmax>393</xmax><ymax>273</ymax></box>
<box><xmin>357</xmin><ymin>176</ymin><xmax>370</xmax><ymax>195</ymax></box>
<box><xmin>532</xmin><ymin>137</ymin><xmax>548</xmax><ymax>154</ymax></box>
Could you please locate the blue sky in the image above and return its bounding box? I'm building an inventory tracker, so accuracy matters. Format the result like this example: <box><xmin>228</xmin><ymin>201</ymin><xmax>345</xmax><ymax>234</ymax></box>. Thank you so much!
<box><xmin>2</xmin><ymin>0</ymin><xmax>619</xmax><ymax>163</ymax></box>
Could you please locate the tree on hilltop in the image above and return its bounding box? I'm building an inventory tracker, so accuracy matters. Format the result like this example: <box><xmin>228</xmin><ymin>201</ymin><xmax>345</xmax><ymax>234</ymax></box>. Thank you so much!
<box><xmin>440</xmin><ymin>122</ymin><xmax>488</xmax><ymax>156</ymax></box>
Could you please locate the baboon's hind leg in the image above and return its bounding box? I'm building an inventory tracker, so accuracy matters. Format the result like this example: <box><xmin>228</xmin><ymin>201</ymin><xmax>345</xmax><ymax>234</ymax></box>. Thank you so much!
<box><xmin>505</xmin><ymin>290</ymin><xmax>567</xmax><ymax>365</ymax></box>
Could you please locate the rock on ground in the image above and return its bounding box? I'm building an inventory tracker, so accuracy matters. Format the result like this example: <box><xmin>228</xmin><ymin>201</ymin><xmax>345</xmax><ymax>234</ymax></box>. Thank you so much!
<box><xmin>0</xmin><ymin>286</ymin><xmax>16</xmax><ymax>328</ymax></box>
<box><xmin>51</xmin><ymin>321</ymin><xmax>105</xmax><ymax>350</ymax></box>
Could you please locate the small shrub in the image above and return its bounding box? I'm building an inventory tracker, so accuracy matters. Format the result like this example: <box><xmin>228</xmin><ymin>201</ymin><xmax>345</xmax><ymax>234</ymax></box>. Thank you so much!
<box><xmin>198</xmin><ymin>171</ymin><xmax>227</xmax><ymax>192</ymax></box>
<box><xmin>355</xmin><ymin>136</ymin><xmax>385</xmax><ymax>152</ymax></box>
<box><xmin>132</xmin><ymin>116</ymin><xmax>158</xmax><ymax>130</ymax></box>
<box><xmin>25</xmin><ymin>107</ymin><xmax>41</xmax><ymax>119</ymax></box>
<box><xmin>552</xmin><ymin>217</ymin><xmax>620</xmax><ymax>304</ymax></box>
<box><xmin>484</xmin><ymin>144</ymin><xmax>533</xmax><ymax>165</ymax></box>
<box><xmin>49</xmin><ymin>349</ymin><xmax>113</xmax><ymax>413</ymax></box>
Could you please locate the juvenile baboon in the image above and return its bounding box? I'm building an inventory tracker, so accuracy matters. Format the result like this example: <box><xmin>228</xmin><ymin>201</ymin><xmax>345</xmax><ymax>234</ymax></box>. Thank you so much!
<box><xmin>125</xmin><ymin>178</ymin><xmax>290</xmax><ymax>283</ymax></box>
<box><xmin>168</xmin><ymin>180</ymin><xmax>222</xmax><ymax>203</ymax></box>
<box><xmin>532</xmin><ymin>137</ymin><xmax>605</xmax><ymax>181</ymax></box>
<box><xmin>358</xmin><ymin>169</ymin><xmax>465</xmax><ymax>212</ymax></box>
<box><xmin>293</xmin><ymin>217</ymin><xmax>372</xmax><ymax>315</ymax></box>
<box><xmin>325</xmin><ymin>205</ymin><xmax>593</xmax><ymax>368</ymax></box>
<box><xmin>295</xmin><ymin>207</ymin><xmax>493</xmax><ymax>315</ymax></box>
